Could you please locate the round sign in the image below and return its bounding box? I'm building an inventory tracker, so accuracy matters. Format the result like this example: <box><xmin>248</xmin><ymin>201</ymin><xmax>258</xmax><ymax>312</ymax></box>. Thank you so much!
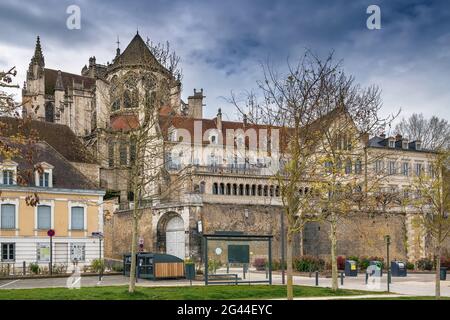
<box><xmin>47</xmin><ymin>229</ymin><xmax>55</xmax><ymax>237</ymax></box>
<box><xmin>215</xmin><ymin>247</ymin><xmax>222</xmax><ymax>255</ymax></box>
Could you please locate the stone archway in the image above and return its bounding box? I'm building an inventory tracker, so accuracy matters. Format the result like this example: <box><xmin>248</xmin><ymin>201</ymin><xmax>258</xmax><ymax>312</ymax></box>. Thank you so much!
<box><xmin>156</xmin><ymin>212</ymin><xmax>185</xmax><ymax>259</ymax></box>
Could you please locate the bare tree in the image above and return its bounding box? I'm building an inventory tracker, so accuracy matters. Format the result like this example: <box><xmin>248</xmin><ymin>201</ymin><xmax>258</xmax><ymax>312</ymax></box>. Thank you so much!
<box><xmin>395</xmin><ymin>113</ymin><xmax>450</xmax><ymax>150</ymax></box>
<box><xmin>411</xmin><ymin>150</ymin><xmax>450</xmax><ymax>299</ymax></box>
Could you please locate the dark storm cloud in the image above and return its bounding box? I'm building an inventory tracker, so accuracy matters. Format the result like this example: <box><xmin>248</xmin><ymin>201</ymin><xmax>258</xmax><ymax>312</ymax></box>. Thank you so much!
<box><xmin>0</xmin><ymin>0</ymin><xmax>449</xmax><ymax>120</ymax></box>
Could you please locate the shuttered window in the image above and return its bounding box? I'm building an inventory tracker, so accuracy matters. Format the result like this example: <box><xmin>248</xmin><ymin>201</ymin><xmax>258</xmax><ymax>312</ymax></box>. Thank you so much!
<box><xmin>1</xmin><ymin>204</ymin><xmax>15</xmax><ymax>229</ymax></box>
<box><xmin>71</xmin><ymin>206</ymin><xmax>84</xmax><ymax>230</ymax></box>
<box><xmin>37</xmin><ymin>205</ymin><xmax>51</xmax><ymax>229</ymax></box>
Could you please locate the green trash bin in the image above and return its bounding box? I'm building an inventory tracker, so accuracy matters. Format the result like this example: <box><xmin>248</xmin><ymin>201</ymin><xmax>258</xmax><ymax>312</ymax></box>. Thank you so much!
<box><xmin>185</xmin><ymin>263</ymin><xmax>195</xmax><ymax>282</ymax></box>
<box><xmin>440</xmin><ymin>267</ymin><xmax>447</xmax><ymax>281</ymax></box>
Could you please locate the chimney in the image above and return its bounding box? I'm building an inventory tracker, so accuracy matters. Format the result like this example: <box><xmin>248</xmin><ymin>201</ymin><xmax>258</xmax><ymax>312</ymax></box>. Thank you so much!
<box><xmin>187</xmin><ymin>88</ymin><xmax>204</xmax><ymax>119</ymax></box>
<box><xmin>243</xmin><ymin>114</ymin><xmax>248</xmax><ymax>126</ymax></box>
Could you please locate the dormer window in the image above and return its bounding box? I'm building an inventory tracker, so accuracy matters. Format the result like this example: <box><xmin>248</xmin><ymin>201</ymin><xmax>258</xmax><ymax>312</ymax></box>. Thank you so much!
<box><xmin>2</xmin><ymin>170</ymin><xmax>14</xmax><ymax>185</ymax></box>
<box><xmin>35</xmin><ymin>162</ymin><xmax>54</xmax><ymax>188</ymax></box>
<box><xmin>416</xmin><ymin>142</ymin><xmax>422</xmax><ymax>151</ymax></box>
<box><xmin>402</xmin><ymin>140</ymin><xmax>409</xmax><ymax>150</ymax></box>
<box><xmin>39</xmin><ymin>172</ymin><xmax>50</xmax><ymax>187</ymax></box>
<box><xmin>1</xmin><ymin>160</ymin><xmax>17</xmax><ymax>186</ymax></box>
<box><xmin>388</xmin><ymin>138</ymin><xmax>395</xmax><ymax>148</ymax></box>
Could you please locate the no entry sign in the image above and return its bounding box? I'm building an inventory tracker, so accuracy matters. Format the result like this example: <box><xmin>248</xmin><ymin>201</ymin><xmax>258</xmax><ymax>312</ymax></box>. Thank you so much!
<box><xmin>47</xmin><ymin>229</ymin><xmax>55</xmax><ymax>237</ymax></box>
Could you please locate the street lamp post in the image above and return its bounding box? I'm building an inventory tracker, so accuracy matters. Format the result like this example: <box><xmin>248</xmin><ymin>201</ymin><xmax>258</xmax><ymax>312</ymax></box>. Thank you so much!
<box><xmin>385</xmin><ymin>235</ymin><xmax>391</xmax><ymax>292</ymax></box>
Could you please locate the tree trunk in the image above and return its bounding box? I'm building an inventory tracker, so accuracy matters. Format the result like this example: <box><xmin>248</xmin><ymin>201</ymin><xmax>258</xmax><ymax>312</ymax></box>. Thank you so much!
<box><xmin>286</xmin><ymin>232</ymin><xmax>294</xmax><ymax>300</ymax></box>
<box><xmin>435</xmin><ymin>245</ymin><xmax>441</xmax><ymax>300</ymax></box>
<box><xmin>330</xmin><ymin>214</ymin><xmax>338</xmax><ymax>291</ymax></box>
<box><xmin>128</xmin><ymin>211</ymin><xmax>138</xmax><ymax>293</ymax></box>
<box><xmin>299</xmin><ymin>227</ymin><xmax>304</xmax><ymax>256</ymax></box>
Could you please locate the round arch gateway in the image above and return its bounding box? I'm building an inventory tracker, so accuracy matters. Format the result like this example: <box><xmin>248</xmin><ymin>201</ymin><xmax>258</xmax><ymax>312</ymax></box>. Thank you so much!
<box><xmin>165</xmin><ymin>215</ymin><xmax>185</xmax><ymax>259</ymax></box>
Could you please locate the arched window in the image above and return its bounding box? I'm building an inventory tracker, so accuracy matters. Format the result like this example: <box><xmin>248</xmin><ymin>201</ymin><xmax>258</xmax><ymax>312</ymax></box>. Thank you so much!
<box><xmin>199</xmin><ymin>181</ymin><xmax>206</xmax><ymax>194</ymax></box>
<box><xmin>269</xmin><ymin>186</ymin><xmax>274</xmax><ymax>197</ymax></box>
<box><xmin>245</xmin><ymin>184</ymin><xmax>250</xmax><ymax>196</ymax></box>
<box><xmin>355</xmin><ymin>159</ymin><xmax>362</xmax><ymax>174</ymax></box>
<box><xmin>263</xmin><ymin>185</ymin><xmax>268</xmax><ymax>197</ymax></box>
<box><xmin>345</xmin><ymin>159</ymin><xmax>352</xmax><ymax>175</ymax></box>
<box><xmin>226</xmin><ymin>183</ymin><xmax>231</xmax><ymax>195</ymax></box>
<box><xmin>119</xmin><ymin>143</ymin><xmax>127</xmax><ymax>166</ymax></box>
<box><xmin>257</xmin><ymin>185</ymin><xmax>262</xmax><ymax>196</ymax></box>
<box><xmin>239</xmin><ymin>184</ymin><xmax>244</xmax><ymax>196</ymax></box>
<box><xmin>251</xmin><ymin>185</ymin><xmax>256</xmax><ymax>196</ymax></box>
<box><xmin>232</xmin><ymin>184</ymin><xmax>237</xmax><ymax>195</ymax></box>
<box><xmin>110</xmin><ymin>76</ymin><xmax>120</xmax><ymax>111</ymax></box>
<box><xmin>108</xmin><ymin>142</ymin><xmax>115</xmax><ymax>167</ymax></box>
<box><xmin>123</xmin><ymin>89</ymin><xmax>132</xmax><ymax>108</ymax></box>
<box><xmin>212</xmin><ymin>183</ymin><xmax>218</xmax><ymax>195</ymax></box>
<box><xmin>275</xmin><ymin>186</ymin><xmax>280</xmax><ymax>197</ymax></box>
<box><xmin>219</xmin><ymin>183</ymin><xmax>225</xmax><ymax>195</ymax></box>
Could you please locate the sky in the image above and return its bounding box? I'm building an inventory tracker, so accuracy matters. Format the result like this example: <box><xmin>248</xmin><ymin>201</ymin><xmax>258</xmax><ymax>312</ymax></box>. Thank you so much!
<box><xmin>1</xmin><ymin>0</ymin><xmax>449</xmax><ymax>128</ymax></box>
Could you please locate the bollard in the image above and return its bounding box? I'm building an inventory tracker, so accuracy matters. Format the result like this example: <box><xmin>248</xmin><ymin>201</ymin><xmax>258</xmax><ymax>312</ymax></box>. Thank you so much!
<box><xmin>340</xmin><ymin>272</ymin><xmax>344</xmax><ymax>286</ymax></box>
<box><xmin>365</xmin><ymin>272</ymin><xmax>368</xmax><ymax>284</ymax></box>
<box><xmin>23</xmin><ymin>261</ymin><xmax>26</xmax><ymax>276</ymax></box>
<box><xmin>315</xmin><ymin>271</ymin><xmax>319</xmax><ymax>286</ymax></box>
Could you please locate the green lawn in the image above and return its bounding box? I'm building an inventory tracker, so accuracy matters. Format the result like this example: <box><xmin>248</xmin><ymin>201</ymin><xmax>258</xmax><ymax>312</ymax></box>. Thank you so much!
<box><xmin>360</xmin><ymin>296</ymin><xmax>450</xmax><ymax>300</ymax></box>
<box><xmin>0</xmin><ymin>285</ymin><xmax>377</xmax><ymax>300</ymax></box>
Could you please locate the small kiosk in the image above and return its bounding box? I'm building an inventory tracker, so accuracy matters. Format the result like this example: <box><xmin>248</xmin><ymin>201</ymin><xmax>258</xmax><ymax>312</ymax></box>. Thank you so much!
<box><xmin>123</xmin><ymin>252</ymin><xmax>184</xmax><ymax>280</ymax></box>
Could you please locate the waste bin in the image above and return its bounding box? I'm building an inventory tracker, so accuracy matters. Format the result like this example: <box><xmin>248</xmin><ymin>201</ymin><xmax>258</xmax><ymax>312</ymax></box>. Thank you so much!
<box><xmin>440</xmin><ymin>267</ymin><xmax>447</xmax><ymax>281</ymax></box>
<box><xmin>391</xmin><ymin>261</ymin><xmax>407</xmax><ymax>277</ymax></box>
<box><xmin>185</xmin><ymin>263</ymin><xmax>195</xmax><ymax>281</ymax></box>
<box><xmin>345</xmin><ymin>260</ymin><xmax>358</xmax><ymax>277</ymax></box>
<box><xmin>369</xmin><ymin>261</ymin><xmax>383</xmax><ymax>277</ymax></box>
<box><xmin>123</xmin><ymin>252</ymin><xmax>185</xmax><ymax>280</ymax></box>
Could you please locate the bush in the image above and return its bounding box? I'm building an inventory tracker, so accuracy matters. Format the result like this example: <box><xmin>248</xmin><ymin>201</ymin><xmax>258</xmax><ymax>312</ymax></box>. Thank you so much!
<box><xmin>440</xmin><ymin>257</ymin><xmax>450</xmax><ymax>269</ymax></box>
<box><xmin>337</xmin><ymin>256</ymin><xmax>346</xmax><ymax>270</ymax></box>
<box><xmin>358</xmin><ymin>257</ymin><xmax>370</xmax><ymax>270</ymax></box>
<box><xmin>52</xmin><ymin>264</ymin><xmax>68</xmax><ymax>274</ymax></box>
<box><xmin>293</xmin><ymin>256</ymin><xmax>325</xmax><ymax>272</ymax></box>
<box><xmin>417</xmin><ymin>258</ymin><xmax>433</xmax><ymax>271</ymax></box>
<box><xmin>406</xmin><ymin>262</ymin><xmax>415</xmax><ymax>270</ymax></box>
<box><xmin>347</xmin><ymin>256</ymin><xmax>360</xmax><ymax>266</ymax></box>
<box><xmin>271</xmin><ymin>259</ymin><xmax>286</xmax><ymax>271</ymax></box>
<box><xmin>252</xmin><ymin>258</ymin><xmax>267</xmax><ymax>271</ymax></box>
<box><xmin>208</xmin><ymin>260</ymin><xmax>222</xmax><ymax>274</ymax></box>
<box><xmin>29</xmin><ymin>263</ymin><xmax>40</xmax><ymax>275</ymax></box>
<box><xmin>90</xmin><ymin>259</ymin><xmax>105</xmax><ymax>273</ymax></box>
<box><xmin>112</xmin><ymin>264</ymin><xmax>124</xmax><ymax>272</ymax></box>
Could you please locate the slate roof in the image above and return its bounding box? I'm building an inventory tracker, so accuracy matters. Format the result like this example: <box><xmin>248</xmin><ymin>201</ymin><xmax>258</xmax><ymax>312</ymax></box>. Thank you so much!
<box><xmin>110</xmin><ymin>33</ymin><xmax>169</xmax><ymax>75</ymax></box>
<box><xmin>368</xmin><ymin>136</ymin><xmax>434</xmax><ymax>153</ymax></box>
<box><xmin>44</xmin><ymin>68</ymin><xmax>95</xmax><ymax>95</ymax></box>
<box><xmin>0</xmin><ymin>138</ymin><xmax>100</xmax><ymax>191</ymax></box>
<box><xmin>0</xmin><ymin>117</ymin><xmax>97</xmax><ymax>163</ymax></box>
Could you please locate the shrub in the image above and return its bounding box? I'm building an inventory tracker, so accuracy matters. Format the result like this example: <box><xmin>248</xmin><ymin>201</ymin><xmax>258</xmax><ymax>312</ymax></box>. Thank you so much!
<box><xmin>347</xmin><ymin>256</ymin><xmax>360</xmax><ymax>266</ymax></box>
<box><xmin>252</xmin><ymin>258</ymin><xmax>267</xmax><ymax>271</ymax></box>
<box><xmin>293</xmin><ymin>256</ymin><xmax>325</xmax><ymax>272</ymax></box>
<box><xmin>90</xmin><ymin>259</ymin><xmax>105</xmax><ymax>273</ymax></box>
<box><xmin>29</xmin><ymin>263</ymin><xmax>40</xmax><ymax>274</ymax></box>
<box><xmin>208</xmin><ymin>260</ymin><xmax>222</xmax><ymax>274</ymax></box>
<box><xmin>112</xmin><ymin>264</ymin><xmax>124</xmax><ymax>272</ymax></box>
<box><xmin>52</xmin><ymin>264</ymin><xmax>68</xmax><ymax>274</ymax></box>
<box><xmin>406</xmin><ymin>262</ymin><xmax>415</xmax><ymax>270</ymax></box>
<box><xmin>417</xmin><ymin>258</ymin><xmax>433</xmax><ymax>271</ymax></box>
<box><xmin>271</xmin><ymin>259</ymin><xmax>286</xmax><ymax>271</ymax></box>
<box><xmin>337</xmin><ymin>256</ymin><xmax>346</xmax><ymax>270</ymax></box>
<box><xmin>440</xmin><ymin>257</ymin><xmax>450</xmax><ymax>269</ymax></box>
<box><xmin>358</xmin><ymin>257</ymin><xmax>370</xmax><ymax>270</ymax></box>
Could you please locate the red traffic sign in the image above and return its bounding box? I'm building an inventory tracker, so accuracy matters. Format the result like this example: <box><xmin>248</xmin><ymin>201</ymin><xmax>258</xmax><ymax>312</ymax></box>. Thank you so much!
<box><xmin>47</xmin><ymin>229</ymin><xmax>55</xmax><ymax>237</ymax></box>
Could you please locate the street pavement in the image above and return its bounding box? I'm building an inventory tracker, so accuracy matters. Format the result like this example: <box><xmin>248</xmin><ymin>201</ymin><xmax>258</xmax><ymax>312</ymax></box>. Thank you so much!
<box><xmin>0</xmin><ymin>271</ymin><xmax>448</xmax><ymax>298</ymax></box>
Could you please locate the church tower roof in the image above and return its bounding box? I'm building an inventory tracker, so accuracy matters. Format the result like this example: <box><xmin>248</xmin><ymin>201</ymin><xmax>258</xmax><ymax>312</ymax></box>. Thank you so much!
<box><xmin>110</xmin><ymin>33</ymin><xmax>168</xmax><ymax>75</ymax></box>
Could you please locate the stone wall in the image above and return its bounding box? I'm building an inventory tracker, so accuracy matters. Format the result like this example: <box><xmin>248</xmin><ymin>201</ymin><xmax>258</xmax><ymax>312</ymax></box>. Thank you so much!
<box><xmin>103</xmin><ymin>208</ymin><xmax>153</xmax><ymax>260</ymax></box>
<box><xmin>303</xmin><ymin>213</ymin><xmax>408</xmax><ymax>261</ymax></box>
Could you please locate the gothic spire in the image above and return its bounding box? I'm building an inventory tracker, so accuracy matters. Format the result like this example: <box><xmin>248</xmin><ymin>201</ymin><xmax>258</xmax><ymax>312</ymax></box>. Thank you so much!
<box><xmin>32</xmin><ymin>36</ymin><xmax>45</xmax><ymax>67</ymax></box>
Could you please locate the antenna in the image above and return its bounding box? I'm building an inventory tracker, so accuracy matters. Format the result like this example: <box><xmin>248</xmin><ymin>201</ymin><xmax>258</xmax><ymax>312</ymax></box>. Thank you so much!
<box><xmin>116</xmin><ymin>35</ymin><xmax>120</xmax><ymax>49</ymax></box>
